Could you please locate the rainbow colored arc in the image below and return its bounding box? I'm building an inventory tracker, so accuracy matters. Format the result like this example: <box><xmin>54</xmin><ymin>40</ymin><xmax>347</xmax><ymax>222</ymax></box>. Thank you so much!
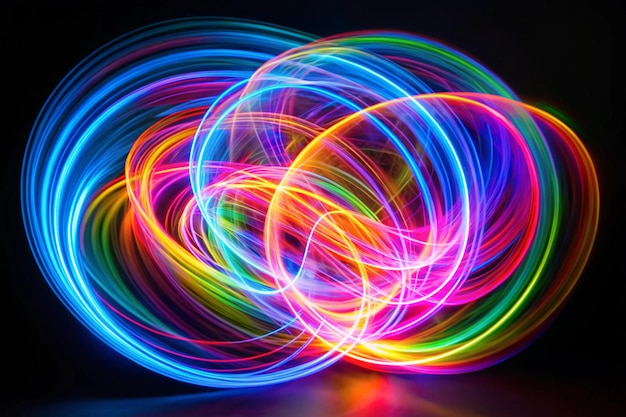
<box><xmin>22</xmin><ymin>18</ymin><xmax>599</xmax><ymax>387</ymax></box>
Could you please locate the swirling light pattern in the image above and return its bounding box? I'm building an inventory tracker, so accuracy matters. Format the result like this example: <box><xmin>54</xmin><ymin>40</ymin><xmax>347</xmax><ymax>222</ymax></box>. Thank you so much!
<box><xmin>22</xmin><ymin>18</ymin><xmax>599</xmax><ymax>387</ymax></box>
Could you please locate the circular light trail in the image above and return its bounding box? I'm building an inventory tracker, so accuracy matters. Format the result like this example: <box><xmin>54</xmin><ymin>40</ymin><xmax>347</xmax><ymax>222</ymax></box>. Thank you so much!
<box><xmin>22</xmin><ymin>18</ymin><xmax>599</xmax><ymax>387</ymax></box>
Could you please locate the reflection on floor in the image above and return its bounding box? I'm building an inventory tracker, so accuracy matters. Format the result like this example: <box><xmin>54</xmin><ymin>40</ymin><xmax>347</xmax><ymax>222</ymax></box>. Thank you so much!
<box><xmin>18</xmin><ymin>368</ymin><xmax>625</xmax><ymax>417</ymax></box>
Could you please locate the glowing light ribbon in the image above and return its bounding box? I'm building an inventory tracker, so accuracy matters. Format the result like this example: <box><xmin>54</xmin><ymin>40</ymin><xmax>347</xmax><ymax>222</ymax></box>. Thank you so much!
<box><xmin>22</xmin><ymin>18</ymin><xmax>599</xmax><ymax>387</ymax></box>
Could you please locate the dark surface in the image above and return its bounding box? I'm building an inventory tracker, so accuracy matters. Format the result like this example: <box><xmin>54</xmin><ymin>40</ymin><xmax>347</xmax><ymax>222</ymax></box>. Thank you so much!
<box><xmin>9</xmin><ymin>367</ymin><xmax>626</xmax><ymax>417</ymax></box>
<box><xmin>2</xmin><ymin>0</ymin><xmax>624</xmax><ymax>415</ymax></box>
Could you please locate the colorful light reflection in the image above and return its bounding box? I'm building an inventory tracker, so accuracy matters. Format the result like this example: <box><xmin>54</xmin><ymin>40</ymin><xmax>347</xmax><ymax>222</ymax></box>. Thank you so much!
<box><xmin>22</xmin><ymin>18</ymin><xmax>599</xmax><ymax>387</ymax></box>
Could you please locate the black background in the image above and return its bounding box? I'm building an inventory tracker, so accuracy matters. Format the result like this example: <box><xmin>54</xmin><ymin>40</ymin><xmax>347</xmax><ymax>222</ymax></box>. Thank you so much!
<box><xmin>2</xmin><ymin>0</ymin><xmax>624</xmax><ymax>415</ymax></box>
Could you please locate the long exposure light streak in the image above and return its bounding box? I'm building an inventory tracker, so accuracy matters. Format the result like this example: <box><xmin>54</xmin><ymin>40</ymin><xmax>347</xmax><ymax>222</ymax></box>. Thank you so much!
<box><xmin>22</xmin><ymin>18</ymin><xmax>599</xmax><ymax>387</ymax></box>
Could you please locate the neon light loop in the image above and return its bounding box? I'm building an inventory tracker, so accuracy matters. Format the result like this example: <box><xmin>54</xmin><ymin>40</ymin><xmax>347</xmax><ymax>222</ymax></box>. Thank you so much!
<box><xmin>22</xmin><ymin>18</ymin><xmax>599</xmax><ymax>387</ymax></box>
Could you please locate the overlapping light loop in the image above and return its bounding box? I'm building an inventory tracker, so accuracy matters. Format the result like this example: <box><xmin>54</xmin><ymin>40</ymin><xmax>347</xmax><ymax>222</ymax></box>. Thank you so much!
<box><xmin>22</xmin><ymin>18</ymin><xmax>599</xmax><ymax>387</ymax></box>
